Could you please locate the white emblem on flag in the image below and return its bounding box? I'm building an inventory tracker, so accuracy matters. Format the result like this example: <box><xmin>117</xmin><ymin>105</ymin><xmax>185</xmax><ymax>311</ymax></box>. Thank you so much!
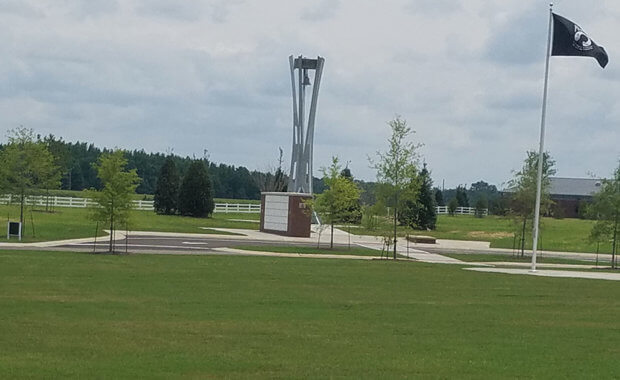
<box><xmin>573</xmin><ymin>25</ymin><xmax>593</xmax><ymax>51</ymax></box>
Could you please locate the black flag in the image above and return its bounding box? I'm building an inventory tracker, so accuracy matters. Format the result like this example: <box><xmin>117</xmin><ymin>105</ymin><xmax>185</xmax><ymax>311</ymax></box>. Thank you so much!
<box><xmin>552</xmin><ymin>13</ymin><xmax>608</xmax><ymax>68</ymax></box>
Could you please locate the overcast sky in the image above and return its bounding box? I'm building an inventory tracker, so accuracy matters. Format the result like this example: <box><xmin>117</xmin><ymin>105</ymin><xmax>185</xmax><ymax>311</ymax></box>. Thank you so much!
<box><xmin>1</xmin><ymin>0</ymin><xmax>618</xmax><ymax>189</ymax></box>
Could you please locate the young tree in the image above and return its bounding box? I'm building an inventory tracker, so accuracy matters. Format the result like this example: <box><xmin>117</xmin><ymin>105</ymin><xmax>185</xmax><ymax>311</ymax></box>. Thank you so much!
<box><xmin>447</xmin><ymin>197</ymin><xmax>458</xmax><ymax>216</ymax></box>
<box><xmin>399</xmin><ymin>164</ymin><xmax>436</xmax><ymax>230</ymax></box>
<box><xmin>0</xmin><ymin>128</ymin><xmax>60</xmax><ymax>234</ymax></box>
<box><xmin>178</xmin><ymin>160</ymin><xmax>214</xmax><ymax>217</ymax></box>
<box><xmin>489</xmin><ymin>193</ymin><xmax>510</xmax><ymax>216</ymax></box>
<box><xmin>588</xmin><ymin>163</ymin><xmax>620</xmax><ymax>268</ymax></box>
<box><xmin>88</xmin><ymin>150</ymin><xmax>141</xmax><ymax>253</ymax></box>
<box><xmin>312</xmin><ymin>157</ymin><xmax>361</xmax><ymax>248</ymax></box>
<box><xmin>474</xmin><ymin>196</ymin><xmax>488</xmax><ymax>218</ymax></box>
<box><xmin>154</xmin><ymin>157</ymin><xmax>180</xmax><ymax>215</ymax></box>
<box><xmin>508</xmin><ymin>151</ymin><xmax>556</xmax><ymax>256</ymax></box>
<box><xmin>369</xmin><ymin>116</ymin><xmax>421</xmax><ymax>259</ymax></box>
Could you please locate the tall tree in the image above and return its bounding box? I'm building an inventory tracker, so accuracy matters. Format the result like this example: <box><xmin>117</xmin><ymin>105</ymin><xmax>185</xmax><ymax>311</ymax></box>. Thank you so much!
<box><xmin>399</xmin><ymin>164</ymin><xmax>436</xmax><ymax>230</ymax></box>
<box><xmin>178</xmin><ymin>161</ymin><xmax>214</xmax><ymax>217</ymax></box>
<box><xmin>369</xmin><ymin>116</ymin><xmax>421</xmax><ymax>259</ymax></box>
<box><xmin>468</xmin><ymin>180</ymin><xmax>499</xmax><ymax>207</ymax></box>
<box><xmin>312</xmin><ymin>157</ymin><xmax>361</xmax><ymax>248</ymax></box>
<box><xmin>588</xmin><ymin>163</ymin><xmax>620</xmax><ymax>269</ymax></box>
<box><xmin>88</xmin><ymin>150</ymin><xmax>141</xmax><ymax>253</ymax></box>
<box><xmin>508</xmin><ymin>151</ymin><xmax>556</xmax><ymax>256</ymax></box>
<box><xmin>0</xmin><ymin>128</ymin><xmax>60</xmax><ymax>234</ymax></box>
<box><xmin>455</xmin><ymin>186</ymin><xmax>469</xmax><ymax>207</ymax></box>
<box><xmin>339</xmin><ymin>165</ymin><xmax>362</xmax><ymax>224</ymax></box>
<box><xmin>154</xmin><ymin>157</ymin><xmax>180</xmax><ymax>215</ymax></box>
<box><xmin>43</xmin><ymin>135</ymin><xmax>71</xmax><ymax>188</ymax></box>
<box><xmin>434</xmin><ymin>189</ymin><xmax>444</xmax><ymax>207</ymax></box>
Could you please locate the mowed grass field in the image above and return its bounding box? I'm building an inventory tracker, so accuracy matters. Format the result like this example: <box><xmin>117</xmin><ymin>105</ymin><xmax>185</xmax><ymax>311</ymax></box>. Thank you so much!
<box><xmin>355</xmin><ymin>215</ymin><xmax>611</xmax><ymax>254</ymax></box>
<box><xmin>1</xmin><ymin>250</ymin><xmax>619</xmax><ymax>378</ymax></box>
<box><xmin>0</xmin><ymin>205</ymin><xmax>259</xmax><ymax>243</ymax></box>
<box><xmin>430</xmin><ymin>215</ymin><xmax>605</xmax><ymax>253</ymax></box>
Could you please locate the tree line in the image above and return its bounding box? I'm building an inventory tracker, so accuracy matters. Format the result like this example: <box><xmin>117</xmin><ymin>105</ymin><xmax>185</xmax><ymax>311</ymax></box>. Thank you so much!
<box><xmin>1</xmin><ymin>132</ymin><xmax>506</xmax><ymax>206</ymax></box>
<box><xmin>7</xmin><ymin>134</ymin><xmax>270</xmax><ymax>199</ymax></box>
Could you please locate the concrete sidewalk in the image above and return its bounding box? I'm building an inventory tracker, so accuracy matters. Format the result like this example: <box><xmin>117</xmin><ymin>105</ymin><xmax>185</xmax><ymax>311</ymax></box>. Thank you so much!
<box><xmin>465</xmin><ymin>267</ymin><xmax>620</xmax><ymax>281</ymax></box>
<box><xmin>478</xmin><ymin>262</ymin><xmax>611</xmax><ymax>270</ymax></box>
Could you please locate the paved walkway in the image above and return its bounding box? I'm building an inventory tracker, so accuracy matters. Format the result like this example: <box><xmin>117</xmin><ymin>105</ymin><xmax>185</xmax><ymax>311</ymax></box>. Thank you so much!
<box><xmin>465</xmin><ymin>267</ymin><xmax>620</xmax><ymax>281</ymax></box>
<box><xmin>478</xmin><ymin>262</ymin><xmax>611</xmax><ymax>270</ymax></box>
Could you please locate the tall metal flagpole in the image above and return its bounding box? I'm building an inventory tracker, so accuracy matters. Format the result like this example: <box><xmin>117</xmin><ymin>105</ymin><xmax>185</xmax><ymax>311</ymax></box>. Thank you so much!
<box><xmin>531</xmin><ymin>3</ymin><xmax>554</xmax><ymax>272</ymax></box>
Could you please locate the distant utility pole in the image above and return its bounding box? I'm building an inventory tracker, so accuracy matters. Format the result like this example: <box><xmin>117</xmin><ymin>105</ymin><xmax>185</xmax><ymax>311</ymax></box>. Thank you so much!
<box><xmin>287</xmin><ymin>55</ymin><xmax>325</xmax><ymax>194</ymax></box>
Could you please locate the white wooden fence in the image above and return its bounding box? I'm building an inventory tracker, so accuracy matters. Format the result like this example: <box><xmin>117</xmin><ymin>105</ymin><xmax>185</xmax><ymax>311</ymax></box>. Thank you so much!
<box><xmin>436</xmin><ymin>206</ymin><xmax>488</xmax><ymax>216</ymax></box>
<box><xmin>0</xmin><ymin>195</ymin><xmax>155</xmax><ymax>211</ymax></box>
<box><xmin>214</xmin><ymin>203</ymin><xmax>261</xmax><ymax>213</ymax></box>
<box><xmin>0</xmin><ymin>195</ymin><xmax>487</xmax><ymax>216</ymax></box>
<box><xmin>0</xmin><ymin>195</ymin><xmax>261</xmax><ymax>213</ymax></box>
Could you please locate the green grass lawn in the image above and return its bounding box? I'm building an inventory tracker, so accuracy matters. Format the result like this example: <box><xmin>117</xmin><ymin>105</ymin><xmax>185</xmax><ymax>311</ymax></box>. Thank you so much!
<box><xmin>0</xmin><ymin>205</ymin><xmax>259</xmax><ymax>243</ymax></box>
<box><xmin>1</xmin><ymin>250</ymin><xmax>619</xmax><ymax>378</ymax></box>
<box><xmin>234</xmin><ymin>245</ymin><xmax>382</xmax><ymax>256</ymax></box>
<box><xmin>354</xmin><ymin>215</ymin><xmax>612</xmax><ymax>254</ymax></box>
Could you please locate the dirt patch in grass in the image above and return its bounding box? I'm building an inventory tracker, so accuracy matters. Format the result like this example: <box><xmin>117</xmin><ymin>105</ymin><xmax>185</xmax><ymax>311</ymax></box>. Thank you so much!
<box><xmin>467</xmin><ymin>231</ymin><xmax>513</xmax><ymax>239</ymax></box>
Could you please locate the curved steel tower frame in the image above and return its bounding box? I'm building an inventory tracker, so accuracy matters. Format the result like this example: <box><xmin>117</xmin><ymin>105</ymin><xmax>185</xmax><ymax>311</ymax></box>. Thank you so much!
<box><xmin>288</xmin><ymin>55</ymin><xmax>325</xmax><ymax>194</ymax></box>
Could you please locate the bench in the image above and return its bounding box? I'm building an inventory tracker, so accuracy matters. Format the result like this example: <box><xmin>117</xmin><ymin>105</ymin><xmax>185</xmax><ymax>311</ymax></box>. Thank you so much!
<box><xmin>406</xmin><ymin>235</ymin><xmax>436</xmax><ymax>244</ymax></box>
